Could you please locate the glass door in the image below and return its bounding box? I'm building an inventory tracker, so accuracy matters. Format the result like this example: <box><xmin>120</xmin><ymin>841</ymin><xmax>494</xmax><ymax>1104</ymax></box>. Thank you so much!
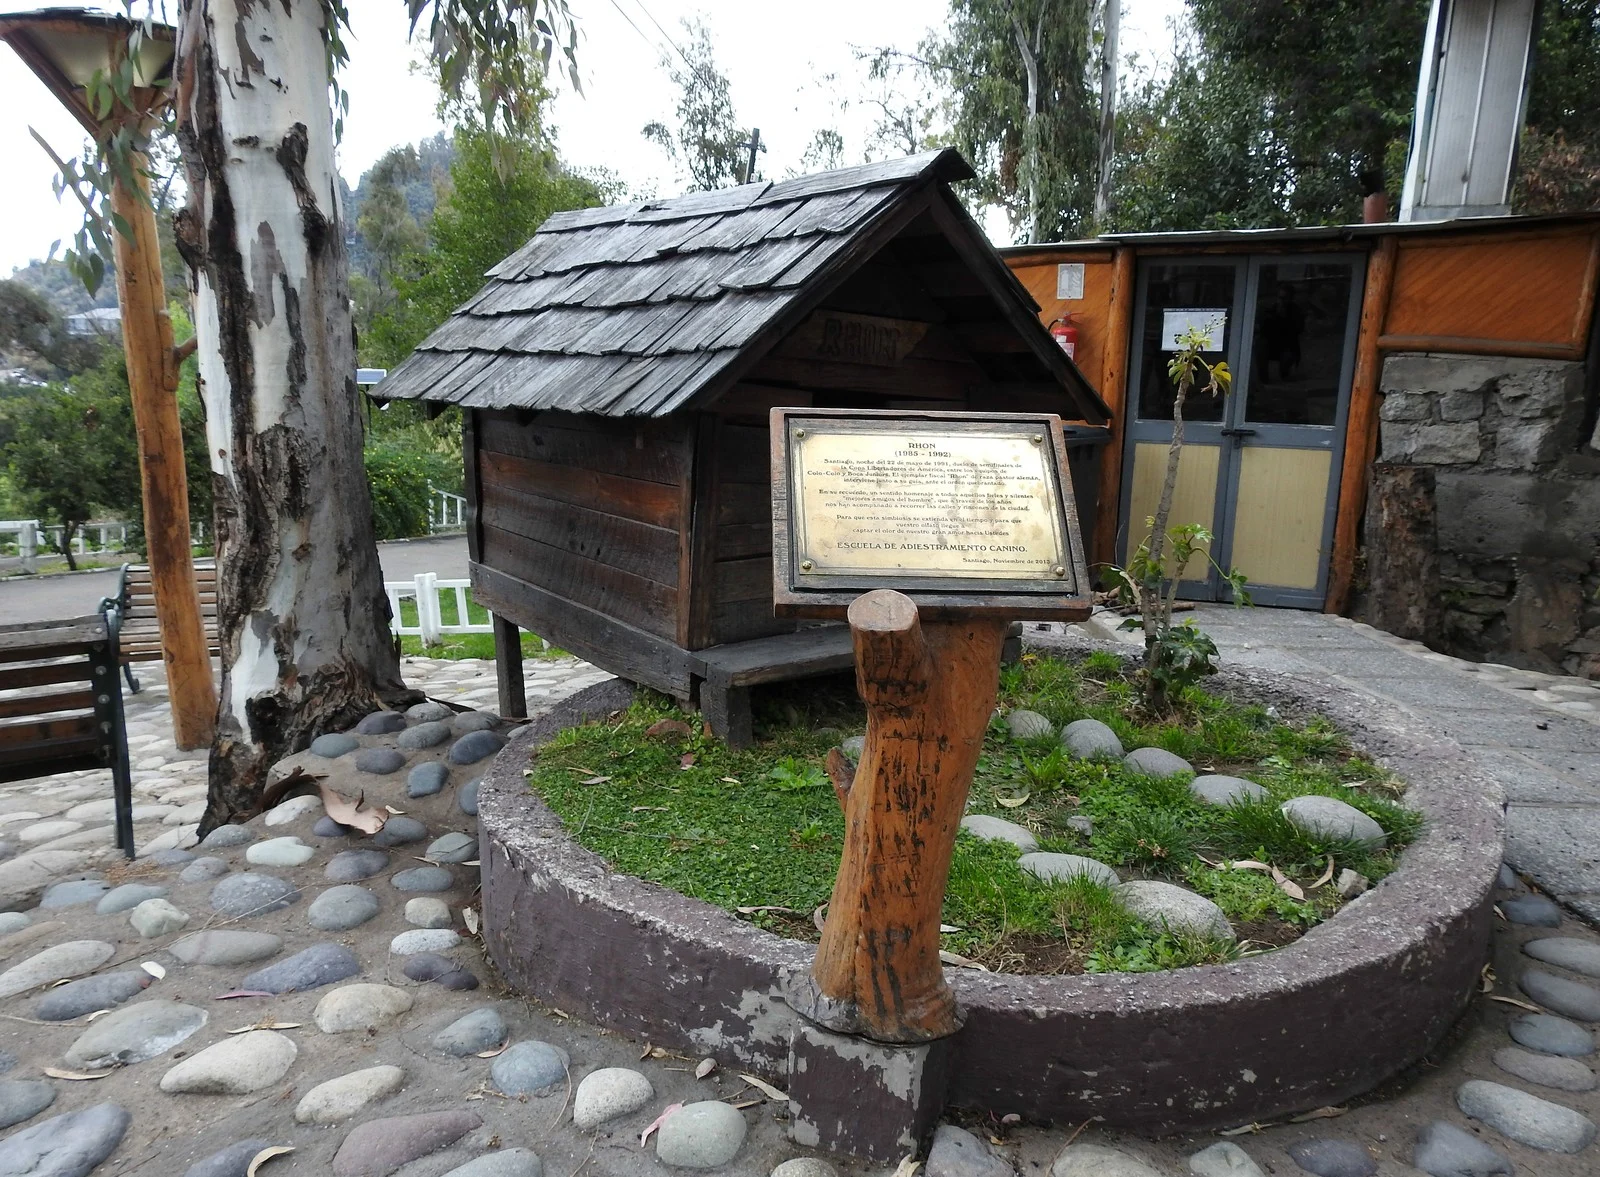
<box><xmin>1118</xmin><ymin>254</ymin><xmax>1363</xmax><ymax>607</ymax></box>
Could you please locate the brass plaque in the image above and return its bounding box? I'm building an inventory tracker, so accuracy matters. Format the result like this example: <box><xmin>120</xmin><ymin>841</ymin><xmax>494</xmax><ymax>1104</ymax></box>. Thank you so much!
<box><xmin>791</xmin><ymin>427</ymin><xmax>1069</xmax><ymax>581</ymax></box>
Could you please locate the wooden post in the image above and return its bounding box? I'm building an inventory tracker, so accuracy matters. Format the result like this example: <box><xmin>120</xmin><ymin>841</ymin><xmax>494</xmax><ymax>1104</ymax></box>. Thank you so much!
<box><xmin>1093</xmin><ymin>246</ymin><xmax>1136</xmax><ymax>569</ymax></box>
<box><xmin>793</xmin><ymin>590</ymin><xmax>1007</xmax><ymax>1043</ymax></box>
<box><xmin>111</xmin><ymin>162</ymin><xmax>217</xmax><ymax>749</ymax></box>
<box><xmin>1326</xmin><ymin>235</ymin><xmax>1398</xmax><ymax>616</ymax></box>
<box><xmin>493</xmin><ymin>614</ymin><xmax>527</xmax><ymax>719</ymax></box>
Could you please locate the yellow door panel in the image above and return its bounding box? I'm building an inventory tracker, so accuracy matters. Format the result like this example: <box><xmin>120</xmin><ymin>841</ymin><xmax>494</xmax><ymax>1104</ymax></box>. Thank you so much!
<box><xmin>1228</xmin><ymin>447</ymin><xmax>1333</xmax><ymax>590</ymax></box>
<box><xmin>1126</xmin><ymin>442</ymin><xmax>1220</xmax><ymax>582</ymax></box>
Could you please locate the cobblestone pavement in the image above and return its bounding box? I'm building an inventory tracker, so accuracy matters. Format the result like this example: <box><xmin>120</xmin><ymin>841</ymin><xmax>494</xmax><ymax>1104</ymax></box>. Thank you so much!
<box><xmin>0</xmin><ymin>621</ymin><xmax>1593</xmax><ymax>1175</ymax></box>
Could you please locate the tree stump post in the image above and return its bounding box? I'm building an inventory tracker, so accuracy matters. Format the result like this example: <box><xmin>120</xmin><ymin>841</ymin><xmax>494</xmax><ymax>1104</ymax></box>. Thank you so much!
<box><xmin>788</xmin><ymin>588</ymin><xmax>1008</xmax><ymax>1043</ymax></box>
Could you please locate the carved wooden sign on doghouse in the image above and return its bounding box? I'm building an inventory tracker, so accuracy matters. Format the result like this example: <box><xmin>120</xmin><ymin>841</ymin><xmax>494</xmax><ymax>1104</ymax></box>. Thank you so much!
<box><xmin>771</xmin><ymin>407</ymin><xmax>1090</xmax><ymax>1039</ymax></box>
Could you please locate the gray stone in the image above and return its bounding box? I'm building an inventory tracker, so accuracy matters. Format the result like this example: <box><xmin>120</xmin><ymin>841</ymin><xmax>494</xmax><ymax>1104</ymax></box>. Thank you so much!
<box><xmin>1502</xmin><ymin>894</ymin><xmax>1563</xmax><ymax>926</ymax></box>
<box><xmin>1525</xmin><ymin>937</ymin><xmax>1600</xmax><ymax>979</ymax></box>
<box><xmin>95</xmin><ymin>882</ymin><xmax>168</xmax><ymax>914</ymax></box>
<box><xmin>160</xmin><ymin>1030</ymin><xmax>297</xmax><ymax>1094</ymax></box>
<box><xmin>150</xmin><ymin>847</ymin><xmax>197</xmax><ymax>867</ymax></box>
<box><xmin>1336</xmin><ymin>869</ymin><xmax>1369</xmax><ymax>899</ymax></box>
<box><xmin>391</xmin><ymin>928</ymin><xmax>461</xmax><ymax>954</ymax></box>
<box><xmin>428</xmin><ymin>831</ymin><xmax>477</xmax><ymax>863</ymax></box>
<box><xmin>64</xmin><ymin>999</ymin><xmax>207</xmax><ymax>1066</ymax></box>
<box><xmin>572</xmin><ymin>1067</ymin><xmax>653</xmax><ymax>1128</ymax></box>
<box><xmin>1061</xmin><ymin>718</ymin><xmax>1123</xmax><ymax>761</ymax></box>
<box><xmin>398</xmin><ymin>721</ymin><xmax>452</xmax><ymax>750</ymax></box>
<box><xmin>295</xmin><ymin>1064</ymin><xmax>406</xmax><ymax>1124</ymax></box>
<box><xmin>926</xmin><ymin>1124</ymin><xmax>1010</xmax><ymax>1177</ymax></box>
<box><xmin>1066</xmin><ymin>815</ymin><xmax>1094</xmax><ymax>836</ymax></box>
<box><xmin>1509</xmin><ymin>1012</ymin><xmax>1596</xmax><ymax>1056</ymax></box>
<box><xmin>1498</xmin><ymin>864</ymin><xmax>1519</xmax><ymax>890</ymax></box>
<box><xmin>0</xmin><ymin>1103</ymin><xmax>130</xmax><ymax>1177</ymax></box>
<box><xmin>332</xmin><ymin>1110</ymin><xmax>482</xmax><ymax>1177</ymax></box>
<box><xmin>39</xmin><ymin>880</ymin><xmax>109</xmax><ymax>909</ymax></box>
<box><xmin>453</xmin><ymin>711</ymin><xmax>500</xmax><ymax>734</ymax></box>
<box><xmin>440</xmin><ymin>1150</ymin><xmax>542</xmax><ymax>1177</ymax></box>
<box><xmin>1283</xmin><ymin>1139</ymin><xmax>1376</xmax><ymax>1177</ymax></box>
<box><xmin>263</xmin><ymin>795</ymin><xmax>321</xmax><ymax>826</ymax></box>
<box><xmin>0</xmin><ymin>913</ymin><xmax>27</xmax><ymax>936</ymax></box>
<box><xmin>1187</xmin><ymin>1141</ymin><xmax>1265</xmax><ymax>1177</ymax></box>
<box><xmin>128</xmin><ymin>897</ymin><xmax>190</xmax><ymax>938</ymax></box>
<box><xmin>1050</xmin><ymin>1143</ymin><xmax>1163</xmax><ymax>1177</ymax></box>
<box><xmin>959</xmin><ymin>815</ymin><xmax>1038</xmax><ymax>853</ymax></box>
<box><xmin>355</xmin><ymin>747</ymin><xmax>406</xmax><ymax>775</ymax></box>
<box><xmin>771</xmin><ymin>1161</ymin><xmax>838</xmax><ymax>1177</ymax></box>
<box><xmin>311</xmin><ymin>733</ymin><xmax>360</xmax><ymax>758</ymax></box>
<box><xmin>1124</xmin><ymin>746</ymin><xmax>1194</xmax><ymax>778</ymax></box>
<box><xmin>403</xmin><ymin>954</ymin><xmax>478</xmax><ymax>989</ymax></box>
<box><xmin>199</xmin><ymin>824</ymin><xmax>253</xmax><ymax>849</ymax></box>
<box><xmin>1439</xmin><ymin>389</ymin><xmax>1486</xmax><ymax>422</ymax></box>
<box><xmin>1412</xmin><ymin>1121</ymin><xmax>1512</xmax><ymax>1177</ymax></box>
<box><xmin>1413</xmin><ymin>423</ymin><xmax>1483</xmax><ymax>465</ymax></box>
<box><xmin>1456</xmin><ymin>1078</ymin><xmax>1597</xmax><ymax>1152</ymax></box>
<box><xmin>1493</xmin><ymin>1045</ymin><xmax>1597</xmax><ymax>1092</ymax></box>
<box><xmin>178</xmin><ymin>857</ymin><xmax>228</xmax><ymax>883</ymax></box>
<box><xmin>0</xmin><ymin>941</ymin><xmax>115</xmax><ymax>999</ymax></box>
<box><xmin>184</xmin><ymin>1139</ymin><xmax>276</xmax><ymax>1177</ymax></box>
<box><xmin>308</xmin><ymin>885</ymin><xmax>381</xmax><ymax>932</ymax></box>
<box><xmin>0</xmin><ymin>1080</ymin><xmax>54</xmax><ymax>1129</ymax></box>
<box><xmin>432</xmin><ymin>1007</ymin><xmax>507</xmax><ymax>1056</ymax></box>
<box><xmin>392</xmin><ymin>865</ymin><xmax>453</xmax><ymax>892</ymax></box>
<box><xmin>1190</xmin><ymin>774</ymin><xmax>1268</xmax><ymax>806</ymax></box>
<box><xmin>1280</xmin><ymin>795</ymin><xmax>1387</xmax><ymax>848</ymax></box>
<box><xmin>1379</xmin><ymin>390</ymin><xmax>1433</xmax><ymax>421</ymax></box>
<box><xmin>408</xmin><ymin>761</ymin><xmax>450</xmax><ymax>797</ymax></box>
<box><xmin>326</xmin><ymin>848</ymin><xmax>391</xmax><ymax>881</ymax></box>
<box><xmin>0</xmin><ymin>843</ymin><xmax>15</xmax><ymax>865</ymax></box>
<box><xmin>312</xmin><ymin>984</ymin><xmax>413</xmax><ymax>1033</ymax></box>
<box><xmin>210</xmin><ymin>872</ymin><xmax>299</xmax><ymax>917</ymax></box>
<box><xmin>450</xmin><ymin>730</ymin><xmax>506</xmax><ymax>765</ymax></box>
<box><xmin>374</xmin><ymin>816</ymin><xmax>428</xmax><ymax>847</ymax></box>
<box><xmin>491</xmin><ymin>1040</ymin><xmax>570</xmax><ymax>1095</ymax></box>
<box><xmin>313</xmin><ymin>815</ymin><xmax>352</xmax><ymax>837</ymax></box>
<box><xmin>167</xmin><ymin>930</ymin><xmax>282</xmax><ymax>967</ymax></box>
<box><xmin>407</xmin><ymin>700</ymin><xmax>454</xmax><ymax>722</ymax></box>
<box><xmin>1019</xmin><ymin>852</ymin><xmax>1119</xmax><ymax>887</ymax></box>
<box><xmin>1005</xmin><ymin>710</ymin><xmax>1055</xmax><ymax>740</ymax></box>
<box><xmin>841</xmin><ymin>736</ymin><xmax>865</xmax><ymax>758</ymax></box>
<box><xmin>406</xmin><ymin>897</ymin><xmax>453</xmax><ymax>928</ymax></box>
<box><xmin>0</xmin><ymin>1052</ymin><xmax>14</xmax><ymax>1075</ymax></box>
<box><xmin>459</xmin><ymin>777</ymin><xmax>481</xmax><ymax>815</ymax></box>
<box><xmin>1115</xmin><ymin>880</ymin><xmax>1234</xmax><ymax>941</ymax></box>
<box><xmin>354</xmin><ymin>711</ymin><xmax>408</xmax><ymax>735</ymax></box>
<box><xmin>656</xmin><ymin>1100</ymin><xmax>747</xmax><ymax>1169</ymax></box>
<box><xmin>240</xmin><ymin>941</ymin><xmax>360</xmax><ymax>993</ymax></box>
<box><xmin>1521</xmin><ymin>968</ymin><xmax>1600</xmax><ymax>1021</ymax></box>
<box><xmin>35</xmin><ymin>971</ymin><xmax>149</xmax><ymax>1021</ymax></box>
<box><xmin>245</xmin><ymin>836</ymin><xmax>314</xmax><ymax>867</ymax></box>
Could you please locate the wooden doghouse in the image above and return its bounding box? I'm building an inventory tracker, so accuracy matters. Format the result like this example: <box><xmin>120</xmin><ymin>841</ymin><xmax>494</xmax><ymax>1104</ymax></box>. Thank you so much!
<box><xmin>379</xmin><ymin>150</ymin><xmax>1110</xmax><ymax>741</ymax></box>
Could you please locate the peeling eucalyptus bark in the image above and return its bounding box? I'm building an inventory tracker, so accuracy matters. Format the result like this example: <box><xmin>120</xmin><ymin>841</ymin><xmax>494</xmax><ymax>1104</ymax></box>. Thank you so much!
<box><xmin>174</xmin><ymin>0</ymin><xmax>417</xmax><ymax>826</ymax></box>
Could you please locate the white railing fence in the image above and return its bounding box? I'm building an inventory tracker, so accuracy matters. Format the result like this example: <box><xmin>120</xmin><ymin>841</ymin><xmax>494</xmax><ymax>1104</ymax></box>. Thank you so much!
<box><xmin>385</xmin><ymin>572</ymin><xmax>542</xmax><ymax>649</ymax></box>
<box><xmin>428</xmin><ymin>486</ymin><xmax>467</xmax><ymax>534</ymax></box>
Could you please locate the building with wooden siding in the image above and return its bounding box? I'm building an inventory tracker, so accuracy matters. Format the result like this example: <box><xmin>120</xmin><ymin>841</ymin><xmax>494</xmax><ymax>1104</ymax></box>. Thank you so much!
<box><xmin>378</xmin><ymin>150</ymin><xmax>1109</xmax><ymax>734</ymax></box>
<box><xmin>1004</xmin><ymin>214</ymin><xmax>1600</xmax><ymax>675</ymax></box>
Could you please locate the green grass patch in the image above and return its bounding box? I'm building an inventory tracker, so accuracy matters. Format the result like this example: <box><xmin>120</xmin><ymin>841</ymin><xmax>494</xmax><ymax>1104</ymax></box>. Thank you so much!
<box><xmin>525</xmin><ymin>652</ymin><xmax>1420</xmax><ymax>974</ymax></box>
<box><xmin>394</xmin><ymin>590</ymin><xmax>568</xmax><ymax>661</ymax></box>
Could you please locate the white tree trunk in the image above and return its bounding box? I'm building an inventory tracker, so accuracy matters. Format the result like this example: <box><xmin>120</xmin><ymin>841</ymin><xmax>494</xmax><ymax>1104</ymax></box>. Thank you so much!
<box><xmin>174</xmin><ymin>0</ymin><xmax>414</xmax><ymax>823</ymax></box>
<box><xmin>1094</xmin><ymin>0</ymin><xmax>1119</xmax><ymax>228</ymax></box>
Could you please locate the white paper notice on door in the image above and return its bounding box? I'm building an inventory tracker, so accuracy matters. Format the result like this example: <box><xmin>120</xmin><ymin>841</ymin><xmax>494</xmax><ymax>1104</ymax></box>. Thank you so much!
<box><xmin>1161</xmin><ymin>309</ymin><xmax>1227</xmax><ymax>351</ymax></box>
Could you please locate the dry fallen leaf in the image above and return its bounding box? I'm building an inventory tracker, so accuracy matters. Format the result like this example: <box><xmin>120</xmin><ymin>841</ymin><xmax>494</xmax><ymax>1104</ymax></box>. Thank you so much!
<box><xmin>632</xmin><ymin>806</ymin><xmax>670</xmax><ymax>813</ymax></box>
<box><xmin>640</xmin><ymin>1043</ymin><xmax>654</xmax><ymax>1061</ymax></box>
<box><xmin>1288</xmin><ymin>1106</ymin><xmax>1346</xmax><ymax>1123</ymax></box>
<box><xmin>320</xmin><ymin>783</ymin><xmax>388</xmax><ymax>834</ymax></box>
<box><xmin>476</xmin><ymin>1041</ymin><xmax>509</xmax><ymax>1058</ymax></box>
<box><xmin>463</xmin><ymin>908</ymin><xmax>480</xmax><ymax>935</ymax></box>
<box><xmin>140</xmin><ymin>962</ymin><xmax>165</xmax><ymax>980</ymax></box>
<box><xmin>812</xmin><ymin>904</ymin><xmax>827</xmax><ymax>933</ymax></box>
<box><xmin>939</xmin><ymin>924</ymin><xmax>963</xmax><ymax>933</ymax></box>
<box><xmin>640</xmin><ymin>1102</ymin><xmax>683</xmax><ymax>1147</ymax></box>
<box><xmin>85</xmin><ymin>1009</ymin><xmax>111</xmax><ymax>1022</ymax></box>
<box><xmin>680</xmin><ymin>753</ymin><xmax>696</xmax><ymax>769</ymax></box>
<box><xmin>939</xmin><ymin>950</ymin><xmax>991</xmax><ymax>971</ymax></box>
<box><xmin>735</xmin><ymin>905</ymin><xmax>798</xmax><ymax>916</ymax></box>
<box><xmin>729</xmin><ymin>1098</ymin><xmax>762</xmax><ymax>1109</ymax></box>
<box><xmin>694</xmin><ymin>1058</ymin><xmax>717</xmax><ymax>1080</ymax></box>
<box><xmin>1219</xmin><ymin>1122</ymin><xmax>1272</xmax><ymax>1137</ymax></box>
<box><xmin>996</xmin><ymin>791</ymin><xmax>1030</xmax><ymax>809</ymax></box>
<box><xmin>214</xmin><ymin>990</ymin><xmax>276</xmax><ymax>1000</ymax></box>
<box><xmin>891</xmin><ymin>1156</ymin><xmax>922</xmax><ymax>1177</ymax></box>
<box><xmin>1481</xmin><ymin>963</ymin><xmax>1497</xmax><ymax>993</ymax></box>
<box><xmin>1270</xmin><ymin>866</ymin><xmax>1305</xmax><ymax>901</ymax></box>
<box><xmin>229</xmin><ymin>1022</ymin><xmax>301</xmax><ymax>1034</ymax></box>
<box><xmin>1488</xmin><ymin>995</ymin><xmax>1543</xmax><ymax>1013</ymax></box>
<box><xmin>44</xmin><ymin>1067</ymin><xmax>112</xmax><ymax>1080</ymax></box>
<box><xmin>1309</xmin><ymin>855</ymin><xmax>1335</xmax><ymax>890</ymax></box>
<box><xmin>720</xmin><ymin>777</ymin><xmax>741</xmax><ymax>785</ymax></box>
<box><xmin>645</xmin><ymin>719</ymin><xmax>693</xmax><ymax>741</ymax></box>
<box><xmin>550</xmin><ymin>1008</ymin><xmax>570</xmax><ymax>1019</ymax></box>
<box><xmin>1229</xmin><ymin>860</ymin><xmax>1272</xmax><ymax>873</ymax></box>
<box><xmin>246</xmin><ymin>1146</ymin><xmax>294</xmax><ymax>1176</ymax></box>
<box><xmin>580</xmin><ymin>776</ymin><xmax>612</xmax><ymax>786</ymax></box>
<box><xmin>738</xmin><ymin>1073</ymin><xmax>790</xmax><ymax>1103</ymax></box>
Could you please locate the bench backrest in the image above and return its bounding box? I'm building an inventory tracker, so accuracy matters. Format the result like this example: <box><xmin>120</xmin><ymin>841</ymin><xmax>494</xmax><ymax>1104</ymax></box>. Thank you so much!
<box><xmin>0</xmin><ymin>613</ymin><xmax>127</xmax><ymax>785</ymax></box>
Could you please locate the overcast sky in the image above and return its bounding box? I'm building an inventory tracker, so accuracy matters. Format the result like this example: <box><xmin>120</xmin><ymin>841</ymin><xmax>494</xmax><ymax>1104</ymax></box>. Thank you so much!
<box><xmin>0</xmin><ymin>0</ymin><xmax>1187</xmax><ymax>276</ymax></box>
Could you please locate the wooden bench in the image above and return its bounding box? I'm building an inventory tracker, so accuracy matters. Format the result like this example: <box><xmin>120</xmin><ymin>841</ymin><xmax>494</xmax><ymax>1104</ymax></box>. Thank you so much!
<box><xmin>692</xmin><ymin>622</ymin><xmax>1024</xmax><ymax>749</ymax></box>
<box><xmin>113</xmin><ymin>560</ymin><xmax>220</xmax><ymax>693</ymax></box>
<box><xmin>0</xmin><ymin>609</ymin><xmax>135</xmax><ymax>856</ymax></box>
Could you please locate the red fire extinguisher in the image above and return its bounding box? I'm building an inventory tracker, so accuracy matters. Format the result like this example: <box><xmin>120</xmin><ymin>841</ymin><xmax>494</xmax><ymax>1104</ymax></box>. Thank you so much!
<box><xmin>1049</xmin><ymin>314</ymin><xmax>1079</xmax><ymax>361</ymax></box>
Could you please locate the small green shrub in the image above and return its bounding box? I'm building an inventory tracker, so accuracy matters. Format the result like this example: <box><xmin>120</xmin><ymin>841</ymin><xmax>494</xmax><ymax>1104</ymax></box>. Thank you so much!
<box><xmin>364</xmin><ymin>440</ymin><xmax>459</xmax><ymax>540</ymax></box>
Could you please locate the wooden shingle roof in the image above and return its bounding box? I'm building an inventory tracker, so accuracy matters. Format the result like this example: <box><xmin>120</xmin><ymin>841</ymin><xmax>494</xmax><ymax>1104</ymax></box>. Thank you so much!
<box><xmin>379</xmin><ymin>149</ymin><xmax>1107</xmax><ymax>420</ymax></box>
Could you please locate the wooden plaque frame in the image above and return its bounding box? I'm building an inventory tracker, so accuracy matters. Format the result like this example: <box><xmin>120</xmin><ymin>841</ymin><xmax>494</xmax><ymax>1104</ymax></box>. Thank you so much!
<box><xmin>770</xmin><ymin>407</ymin><xmax>1092</xmax><ymax>621</ymax></box>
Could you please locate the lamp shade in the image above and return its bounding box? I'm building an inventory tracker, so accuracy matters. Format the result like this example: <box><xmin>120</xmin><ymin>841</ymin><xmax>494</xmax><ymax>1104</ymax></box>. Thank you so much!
<box><xmin>0</xmin><ymin>7</ymin><xmax>175</xmax><ymax>129</ymax></box>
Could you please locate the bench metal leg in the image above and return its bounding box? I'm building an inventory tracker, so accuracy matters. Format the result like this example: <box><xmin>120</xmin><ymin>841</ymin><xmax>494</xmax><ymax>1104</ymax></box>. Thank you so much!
<box><xmin>123</xmin><ymin>661</ymin><xmax>140</xmax><ymax>694</ymax></box>
<box><xmin>701</xmin><ymin>674</ymin><xmax>753</xmax><ymax>749</ymax></box>
<box><xmin>90</xmin><ymin>644</ymin><xmax>136</xmax><ymax>858</ymax></box>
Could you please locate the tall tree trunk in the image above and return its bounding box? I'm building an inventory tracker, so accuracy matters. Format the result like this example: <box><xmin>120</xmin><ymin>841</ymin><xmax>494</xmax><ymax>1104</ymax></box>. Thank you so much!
<box><xmin>1094</xmin><ymin>0</ymin><xmax>1119</xmax><ymax>228</ymax></box>
<box><xmin>1009</xmin><ymin>12</ymin><xmax>1041</xmax><ymax>244</ymax></box>
<box><xmin>173</xmin><ymin>0</ymin><xmax>415</xmax><ymax>827</ymax></box>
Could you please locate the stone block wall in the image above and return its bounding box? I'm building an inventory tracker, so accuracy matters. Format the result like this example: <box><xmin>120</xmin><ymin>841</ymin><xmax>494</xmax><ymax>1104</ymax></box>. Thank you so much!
<box><xmin>1365</xmin><ymin>353</ymin><xmax>1600</xmax><ymax>677</ymax></box>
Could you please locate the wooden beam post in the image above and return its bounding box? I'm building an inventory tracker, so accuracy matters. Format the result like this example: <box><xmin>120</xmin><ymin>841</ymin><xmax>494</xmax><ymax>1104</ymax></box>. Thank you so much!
<box><xmin>791</xmin><ymin>589</ymin><xmax>1007</xmax><ymax>1043</ymax></box>
<box><xmin>1093</xmin><ymin>246</ymin><xmax>1136</xmax><ymax>569</ymax></box>
<box><xmin>1326</xmin><ymin>236</ymin><xmax>1398</xmax><ymax>616</ymax></box>
<box><xmin>111</xmin><ymin>162</ymin><xmax>216</xmax><ymax>749</ymax></box>
<box><xmin>493</xmin><ymin>614</ymin><xmax>527</xmax><ymax>719</ymax></box>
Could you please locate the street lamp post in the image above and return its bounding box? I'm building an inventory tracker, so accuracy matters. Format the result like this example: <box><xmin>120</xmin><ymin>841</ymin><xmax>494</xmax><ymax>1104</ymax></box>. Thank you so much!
<box><xmin>0</xmin><ymin>8</ymin><xmax>217</xmax><ymax>750</ymax></box>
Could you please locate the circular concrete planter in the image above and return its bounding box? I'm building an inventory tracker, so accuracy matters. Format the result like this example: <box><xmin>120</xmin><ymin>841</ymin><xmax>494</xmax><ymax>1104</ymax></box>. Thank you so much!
<box><xmin>478</xmin><ymin>664</ymin><xmax>1501</xmax><ymax>1134</ymax></box>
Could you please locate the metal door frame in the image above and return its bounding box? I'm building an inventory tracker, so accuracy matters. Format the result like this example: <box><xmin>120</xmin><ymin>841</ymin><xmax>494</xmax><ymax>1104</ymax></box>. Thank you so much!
<box><xmin>1117</xmin><ymin>253</ymin><xmax>1365</xmax><ymax>609</ymax></box>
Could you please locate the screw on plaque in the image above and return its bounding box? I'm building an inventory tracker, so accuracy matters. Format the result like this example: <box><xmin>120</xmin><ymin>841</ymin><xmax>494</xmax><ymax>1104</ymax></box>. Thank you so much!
<box><xmin>795</xmin><ymin>429</ymin><xmax>806</xmax><ymax>438</ymax></box>
<box><xmin>1052</xmin><ymin>565</ymin><xmax>1066</xmax><ymax>577</ymax></box>
<box><xmin>800</xmin><ymin>560</ymin><xmax>814</xmax><ymax>572</ymax></box>
<box><xmin>1031</xmin><ymin>435</ymin><xmax>1043</xmax><ymax>444</ymax></box>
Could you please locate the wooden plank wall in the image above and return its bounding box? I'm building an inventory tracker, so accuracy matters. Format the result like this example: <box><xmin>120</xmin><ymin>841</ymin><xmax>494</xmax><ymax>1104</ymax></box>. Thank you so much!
<box><xmin>1008</xmin><ymin>248</ymin><xmax>1118</xmax><ymax>394</ymax></box>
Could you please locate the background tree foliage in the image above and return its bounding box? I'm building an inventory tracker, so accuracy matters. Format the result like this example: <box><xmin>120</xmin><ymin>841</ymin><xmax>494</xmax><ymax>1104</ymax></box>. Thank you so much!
<box><xmin>641</xmin><ymin>19</ymin><xmax>752</xmax><ymax>191</ymax></box>
<box><xmin>1517</xmin><ymin>0</ymin><xmax>1600</xmax><ymax>212</ymax></box>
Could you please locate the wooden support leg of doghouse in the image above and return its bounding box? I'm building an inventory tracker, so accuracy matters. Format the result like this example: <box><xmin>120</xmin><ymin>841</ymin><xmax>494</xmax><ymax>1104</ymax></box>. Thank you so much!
<box><xmin>700</xmin><ymin>672</ymin><xmax>753</xmax><ymax>749</ymax></box>
<box><xmin>791</xmin><ymin>589</ymin><xmax>1008</xmax><ymax>1043</ymax></box>
<box><xmin>493</xmin><ymin>614</ymin><xmax>527</xmax><ymax>719</ymax></box>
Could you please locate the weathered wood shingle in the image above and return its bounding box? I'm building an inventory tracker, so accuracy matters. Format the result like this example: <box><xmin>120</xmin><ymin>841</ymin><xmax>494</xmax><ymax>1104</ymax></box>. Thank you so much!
<box><xmin>379</xmin><ymin>149</ymin><xmax>1106</xmax><ymax>419</ymax></box>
